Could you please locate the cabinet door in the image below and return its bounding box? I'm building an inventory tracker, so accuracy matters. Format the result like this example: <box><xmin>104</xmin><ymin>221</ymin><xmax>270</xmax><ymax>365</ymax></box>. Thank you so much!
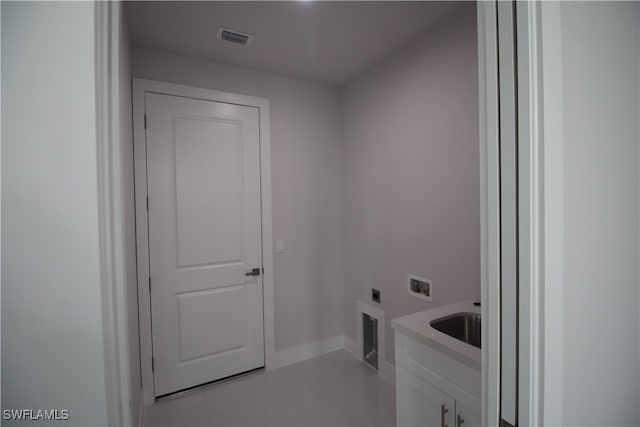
<box><xmin>455</xmin><ymin>400</ymin><xmax>482</xmax><ymax>427</ymax></box>
<box><xmin>397</xmin><ymin>367</ymin><xmax>455</xmax><ymax>427</ymax></box>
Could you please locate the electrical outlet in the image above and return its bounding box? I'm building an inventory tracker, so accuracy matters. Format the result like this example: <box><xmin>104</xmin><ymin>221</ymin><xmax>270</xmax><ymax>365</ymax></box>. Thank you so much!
<box><xmin>372</xmin><ymin>288</ymin><xmax>381</xmax><ymax>303</ymax></box>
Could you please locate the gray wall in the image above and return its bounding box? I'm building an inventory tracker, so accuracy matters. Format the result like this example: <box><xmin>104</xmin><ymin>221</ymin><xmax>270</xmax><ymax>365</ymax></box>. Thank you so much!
<box><xmin>561</xmin><ymin>2</ymin><xmax>640</xmax><ymax>425</ymax></box>
<box><xmin>131</xmin><ymin>48</ymin><xmax>345</xmax><ymax>352</ymax></box>
<box><xmin>341</xmin><ymin>5</ymin><xmax>479</xmax><ymax>365</ymax></box>
<box><xmin>118</xmin><ymin>8</ymin><xmax>142</xmax><ymax>425</ymax></box>
<box><xmin>1</xmin><ymin>2</ymin><xmax>110</xmax><ymax>425</ymax></box>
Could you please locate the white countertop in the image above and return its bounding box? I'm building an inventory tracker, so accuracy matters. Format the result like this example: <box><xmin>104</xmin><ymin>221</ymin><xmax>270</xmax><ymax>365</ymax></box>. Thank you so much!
<box><xmin>391</xmin><ymin>301</ymin><xmax>481</xmax><ymax>370</ymax></box>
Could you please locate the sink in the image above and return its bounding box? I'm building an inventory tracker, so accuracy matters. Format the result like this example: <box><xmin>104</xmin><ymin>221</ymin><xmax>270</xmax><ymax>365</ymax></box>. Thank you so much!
<box><xmin>430</xmin><ymin>312</ymin><xmax>481</xmax><ymax>349</ymax></box>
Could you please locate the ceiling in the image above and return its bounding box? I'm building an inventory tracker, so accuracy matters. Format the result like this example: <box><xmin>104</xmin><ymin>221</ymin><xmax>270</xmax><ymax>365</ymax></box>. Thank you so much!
<box><xmin>125</xmin><ymin>1</ymin><xmax>467</xmax><ymax>86</ymax></box>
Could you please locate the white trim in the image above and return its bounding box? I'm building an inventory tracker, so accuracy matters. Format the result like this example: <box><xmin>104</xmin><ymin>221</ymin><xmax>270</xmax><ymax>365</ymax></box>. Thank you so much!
<box><xmin>515</xmin><ymin>3</ymin><xmax>543</xmax><ymax>422</ymax></box>
<box><xmin>354</xmin><ymin>301</ymin><xmax>395</xmax><ymax>384</ymax></box>
<box><xmin>538</xmin><ymin>3</ymin><xmax>565</xmax><ymax>424</ymax></box>
<box><xmin>110</xmin><ymin>2</ymin><xmax>135</xmax><ymax>425</ymax></box>
<box><xmin>271</xmin><ymin>334</ymin><xmax>394</xmax><ymax>382</ymax></box>
<box><xmin>272</xmin><ymin>335</ymin><xmax>345</xmax><ymax>369</ymax></box>
<box><xmin>497</xmin><ymin>1</ymin><xmax>519</xmax><ymax>424</ymax></box>
<box><xmin>516</xmin><ymin>3</ymin><xmax>540</xmax><ymax>424</ymax></box>
<box><xmin>137</xmin><ymin>397</ymin><xmax>144</xmax><ymax>427</ymax></box>
<box><xmin>95</xmin><ymin>2</ymin><xmax>120</xmax><ymax>423</ymax></box>
<box><xmin>381</xmin><ymin>361</ymin><xmax>396</xmax><ymax>386</ymax></box>
<box><xmin>477</xmin><ymin>2</ymin><xmax>502</xmax><ymax>426</ymax></box>
<box><xmin>132</xmin><ymin>78</ymin><xmax>274</xmax><ymax>405</ymax></box>
<box><xmin>516</xmin><ymin>2</ymin><xmax>565</xmax><ymax>425</ymax></box>
<box><xmin>95</xmin><ymin>1</ymin><xmax>133</xmax><ymax>425</ymax></box>
<box><xmin>355</xmin><ymin>301</ymin><xmax>384</xmax><ymax>371</ymax></box>
<box><xmin>344</xmin><ymin>335</ymin><xmax>359</xmax><ymax>359</ymax></box>
<box><xmin>480</xmin><ymin>3</ymin><xmax>566</xmax><ymax>424</ymax></box>
<box><xmin>0</xmin><ymin>1</ymin><xmax>3</xmax><ymax>413</ymax></box>
<box><xmin>132</xmin><ymin>79</ymin><xmax>153</xmax><ymax>406</ymax></box>
<box><xmin>259</xmin><ymin>106</ymin><xmax>276</xmax><ymax>374</ymax></box>
<box><xmin>345</xmin><ymin>332</ymin><xmax>395</xmax><ymax>385</ymax></box>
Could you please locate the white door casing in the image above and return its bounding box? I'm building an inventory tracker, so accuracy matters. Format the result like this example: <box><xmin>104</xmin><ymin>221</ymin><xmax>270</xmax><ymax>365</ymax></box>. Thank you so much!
<box><xmin>133</xmin><ymin>79</ymin><xmax>274</xmax><ymax>404</ymax></box>
<box><xmin>146</xmin><ymin>93</ymin><xmax>263</xmax><ymax>396</ymax></box>
<box><xmin>477</xmin><ymin>2</ymin><xmax>502</xmax><ymax>425</ymax></box>
<box><xmin>478</xmin><ymin>2</ymin><xmax>566</xmax><ymax>424</ymax></box>
<box><xmin>497</xmin><ymin>1</ymin><xmax>518</xmax><ymax>424</ymax></box>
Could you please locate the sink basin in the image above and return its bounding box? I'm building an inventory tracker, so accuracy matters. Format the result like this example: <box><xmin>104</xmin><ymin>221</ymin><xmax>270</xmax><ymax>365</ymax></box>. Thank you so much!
<box><xmin>430</xmin><ymin>312</ymin><xmax>481</xmax><ymax>349</ymax></box>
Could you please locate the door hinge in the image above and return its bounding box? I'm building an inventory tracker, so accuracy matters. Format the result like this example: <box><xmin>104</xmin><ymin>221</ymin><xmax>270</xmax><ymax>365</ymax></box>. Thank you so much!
<box><xmin>151</xmin><ymin>357</ymin><xmax>155</xmax><ymax>372</ymax></box>
<box><xmin>148</xmin><ymin>277</ymin><xmax>151</xmax><ymax>293</ymax></box>
<box><xmin>144</xmin><ymin>114</ymin><xmax>147</xmax><ymax>130</ymax></box>
<box><xmin>146</xmin><ymin>196</ymin><xmax>149</xmax><ymax>212</ymax></box>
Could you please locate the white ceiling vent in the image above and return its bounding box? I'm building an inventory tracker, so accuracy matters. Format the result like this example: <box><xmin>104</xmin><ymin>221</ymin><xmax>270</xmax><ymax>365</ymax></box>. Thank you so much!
<box><xmin>216</xmin><ymin>27</ymin><xmax>254</xmax><ymax>46</ymax></box>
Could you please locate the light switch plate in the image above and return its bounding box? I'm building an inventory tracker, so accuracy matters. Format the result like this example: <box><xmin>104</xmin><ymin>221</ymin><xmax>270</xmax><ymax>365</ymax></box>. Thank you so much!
<box><xmin>275</xmin><ymin>240</ymin><xmax>285</xmax><ymax>254</ymax></box>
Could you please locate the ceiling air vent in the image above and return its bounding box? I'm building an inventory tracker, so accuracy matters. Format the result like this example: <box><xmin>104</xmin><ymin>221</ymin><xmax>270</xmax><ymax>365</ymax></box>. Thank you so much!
<box><xmin>216</xmin><ymin>27</ymin><xmax>254</xmax><ymax>46</ymax></box>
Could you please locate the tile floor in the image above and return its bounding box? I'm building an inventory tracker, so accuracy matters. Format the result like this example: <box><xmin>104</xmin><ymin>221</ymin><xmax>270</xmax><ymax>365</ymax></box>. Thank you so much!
<box><xmin>143</xmin><ymin>349</ymin><xmax>396</xmax><ymax>427</ymax></box>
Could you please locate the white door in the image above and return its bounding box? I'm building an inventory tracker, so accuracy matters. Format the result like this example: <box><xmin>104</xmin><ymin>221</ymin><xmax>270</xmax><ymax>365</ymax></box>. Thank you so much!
<box><xmin>145</xmin><ymin>92</ymin><xmax>264</xmax><ymax>397</ymax></box>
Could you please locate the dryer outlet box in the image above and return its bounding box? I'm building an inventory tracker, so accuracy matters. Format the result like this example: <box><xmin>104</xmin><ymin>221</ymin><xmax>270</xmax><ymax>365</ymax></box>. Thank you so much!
<box><xmin>408</xmin><ymin>274</ymin><xmax>433</xmax><ymax>302</ymax></box>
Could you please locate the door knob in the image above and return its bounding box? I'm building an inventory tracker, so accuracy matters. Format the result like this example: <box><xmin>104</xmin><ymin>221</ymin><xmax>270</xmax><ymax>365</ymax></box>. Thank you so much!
<box><xmin>245</xmin><ymin>268</ymin><xmax>261</xmax><ymax>277</ymax></box>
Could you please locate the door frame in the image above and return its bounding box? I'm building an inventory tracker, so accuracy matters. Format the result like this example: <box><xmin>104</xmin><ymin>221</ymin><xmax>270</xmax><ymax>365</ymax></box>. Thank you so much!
<box><xmin>515</xmin><ymin>2</ymin><xmax>565</xmax><ymax>425</ymax></box>
<box><xmin>132</xmin><ymin>78</ymin><xmax>275</xmax><ymax>405</ymax></box>
<box><xmin>477</xmin><ymin>2</ymin><xmax>501</xmax><ymax>425</ymax></box>
<box><xmin>95</xmin><ymin>1</ymin><xmax>133</xmax><ymax>424</ymax></box>
<box><xmin>478</xmin><ymin>2</ymin><xmax>565</xmax><ymax>425</ymax></box>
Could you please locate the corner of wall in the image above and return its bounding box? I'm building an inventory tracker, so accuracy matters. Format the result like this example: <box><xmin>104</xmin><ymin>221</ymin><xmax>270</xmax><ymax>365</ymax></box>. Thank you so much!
<box><xmin>340</xmin><ymin>5</ymin><xmax>480</xmax><ymax>373</ymax></box>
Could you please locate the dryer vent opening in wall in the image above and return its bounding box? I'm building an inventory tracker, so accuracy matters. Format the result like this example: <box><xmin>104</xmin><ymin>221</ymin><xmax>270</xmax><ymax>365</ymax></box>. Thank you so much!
<box><xmin>363</xmin><ymin>313</ymin><xmax>378</xmax><ymax>371</ymax></box>
<box><xmin>216</xmin><ymin>27</ymin><xmax>254</xmax><ymax>45</ymax></box>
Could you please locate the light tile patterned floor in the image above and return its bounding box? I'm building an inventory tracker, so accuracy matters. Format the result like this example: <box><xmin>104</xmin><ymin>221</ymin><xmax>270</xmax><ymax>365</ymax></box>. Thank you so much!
<box><xmin>143</xmin><ymin>349</ymin><xmax>396</xmax><ymax>427</ymax></box>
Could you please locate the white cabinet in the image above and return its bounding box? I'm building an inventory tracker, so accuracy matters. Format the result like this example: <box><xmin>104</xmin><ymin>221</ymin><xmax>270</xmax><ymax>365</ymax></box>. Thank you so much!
<box><xmin>455</xmin><ymin>397</ymin><xmax>481</xmax><ymax>427</ymax></box>
<box><xmin>397</xmin><ymin>367</ymin><xmax>455</xmax><ymax>427</ymax></box>
<box><xmin>394</xmin><ymin>331</ymin><xmax>481</xmax><ymax>427</ymax></box>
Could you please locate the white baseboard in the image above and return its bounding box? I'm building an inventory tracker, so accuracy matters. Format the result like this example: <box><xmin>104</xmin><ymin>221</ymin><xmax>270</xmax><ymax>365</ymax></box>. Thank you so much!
<box><xmin>269</xmin><ymin>332</ymin><xmax>395</xmax><ymax>385</ymax></box>
<box><xmin>380</xmin><ymin>360</ymin><xmax>396</xmax><ymax>386</ymax></box>
<box><xmin>272</xmin><ymin>334</ymin><xmax>345</xmax><ymax>369</ymax></box>
<box><xmin>344</xmin><ymin>334</ymin><xmax>359</xmax><ymax>359</ymax></box>
<box><xmin>136</xmin><ymin>393</ymin><xmax>144</xmax><ymax>427</ymax></box>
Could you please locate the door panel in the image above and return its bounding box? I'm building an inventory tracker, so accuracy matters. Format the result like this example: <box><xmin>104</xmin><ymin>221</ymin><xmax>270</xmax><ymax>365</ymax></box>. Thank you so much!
<box><xmin>145</xmin><ymin>92</ymin><xmax>264</xmax><ymax>397</ymax></box>
<box><xmin>456</xmin><ymin>400</ymin><xmax>482</xmax><ymax>427</ymax></box>
<box><xmin>174</xmin><ymin>116</ymin><xmax>244</xmax><ymax>267</ymax></box>
<box><xmin>176</xmin><ymin>286</ymin><xmax>247</xmax><ymax>363</ymax></box>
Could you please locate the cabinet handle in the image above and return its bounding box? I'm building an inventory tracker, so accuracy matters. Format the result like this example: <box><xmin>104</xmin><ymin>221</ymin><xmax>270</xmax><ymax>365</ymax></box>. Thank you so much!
<box><xmin>457</xmin><ymin>414</ymin><xmax>465</xmax><ymax>427</ymax></box>
<box><xmin>441</xmin><ymin>404</ymin><xmax>449</xmax><ymax>427</ymax></box>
